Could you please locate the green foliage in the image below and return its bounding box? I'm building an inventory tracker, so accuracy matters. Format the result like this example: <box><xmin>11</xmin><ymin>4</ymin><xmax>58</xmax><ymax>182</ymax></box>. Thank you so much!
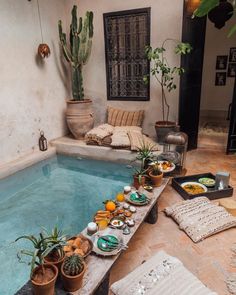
<box><xmin>63</xmin><ymin>254</ymin><xmax>84</xmax><ymax>276</ymax></box>
<box><xmin>58</xmin><ymin>6</ymin><xmax>94</xmax><ymax>100</ymax></box>
<box><xmin>136</xmin><ymin>141</ymin><xmax>156</xmax><ymax>164</ymax></box>
<box><xmin>15</xmin><ymin>226</ymin><xmax>66</xmax><ymax>278</ymax></box>
<box><xmin>144</xmin><ymin>39</ymin><xmax>192</xmax><ymax>122</ymax></box>
<box><xmin>194</xmin><ymin>0</ymin><xmax>236</xmax><ymax>37</ymax></box>
<box><xmin>193</xmin><ymin>0</ymin><xmax>219</xmax><ymax>17</ymax></box>
<box><xmin>150</xmin><ymin>163</ymin><xmax>161</xmax><ymax>176</ymax></box>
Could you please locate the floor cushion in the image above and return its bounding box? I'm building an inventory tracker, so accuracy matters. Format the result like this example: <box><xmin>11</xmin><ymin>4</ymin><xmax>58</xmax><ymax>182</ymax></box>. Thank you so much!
<box><xmin>165</xmin><ymin>197</ymin><xmax>236</xmax><ymax>243</ymax></box>
<box><xmin>107</xmin><ymin>106</ymin><xmax>144</xmax><ymax>127</ymax></box>
<box><xmin>110</xmin><ymin>250</ymin><xmax>217</xmax><ymax>295</ymax></box>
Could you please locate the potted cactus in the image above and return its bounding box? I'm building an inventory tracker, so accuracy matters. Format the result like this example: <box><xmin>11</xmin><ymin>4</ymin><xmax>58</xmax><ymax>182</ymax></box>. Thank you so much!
<box><xmin>61</xmin><ymin>254</ymin><xmax>86</xmax><ymax>292</ymax></box>
<box><xmin>149</xmin><ymin>162</ymin><xmax>163</xmax><ymax>187</ymax></box>
<box><xmin>15</xmin><ymin>232</ymin><xmax>58</xmax><ymax>295</ymax></box>
<box><xmin>58</xmin><ymin>5</ymin><xmax>94</xmax><ymax>139</ymax></box>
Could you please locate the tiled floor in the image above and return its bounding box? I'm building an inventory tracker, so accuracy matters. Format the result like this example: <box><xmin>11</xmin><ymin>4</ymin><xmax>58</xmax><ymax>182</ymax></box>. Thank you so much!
<box><xmin>109</xmin><ymin>148</ymin><xmax>236</xmax><ymax>295</ymax></box>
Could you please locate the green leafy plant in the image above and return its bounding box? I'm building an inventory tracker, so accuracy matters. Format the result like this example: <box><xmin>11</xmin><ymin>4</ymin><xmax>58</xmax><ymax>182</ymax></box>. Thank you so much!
<box><xmin>144</xmin><ymin>39</ymin><xmax>192</xmax><ymax>122</ymax></box>
<box><xmin>63</xmin><ymin>254</ymin><xmax>84</xmax><ymax>276</ymax></box>
<box><xmin>150</xmin><ymin>163</ymin><xmax>162</xmax><ymax>176</ymax></box>
<box><xmin>136</xmin><ymin>141</ymin><xmax>156</xmax><ymax>168</ymax></box>
<box><xmin>194</xmin><ymin>0</ymin><xmax>236</xmax><ymax>37</ymax></box>
<box><xmin>58</xmin><ymin>5</ymin><xmax>94</xmax><ymax>100</ymax></box>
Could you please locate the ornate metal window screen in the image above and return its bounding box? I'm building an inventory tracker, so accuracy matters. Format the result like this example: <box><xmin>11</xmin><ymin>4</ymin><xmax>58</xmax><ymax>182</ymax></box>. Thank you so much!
<box><xmin>104</xmin><ymin>8</ymin><xmax>150</xmax><ymax>101</ymax></box>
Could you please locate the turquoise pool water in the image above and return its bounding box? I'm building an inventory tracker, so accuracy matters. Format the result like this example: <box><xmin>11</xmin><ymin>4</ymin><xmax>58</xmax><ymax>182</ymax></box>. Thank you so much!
<box><xmin>0</xmin><ymin>155</ymin><xmax>132</xmax><ymax>294</ymax></box>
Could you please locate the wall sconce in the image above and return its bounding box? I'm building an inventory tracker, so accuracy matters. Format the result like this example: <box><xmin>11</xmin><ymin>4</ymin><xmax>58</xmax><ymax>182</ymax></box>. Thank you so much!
<box><xmin>186</xmin><ymin>0</ymin><xmax>201</xmax><ymax>15</ymax></box>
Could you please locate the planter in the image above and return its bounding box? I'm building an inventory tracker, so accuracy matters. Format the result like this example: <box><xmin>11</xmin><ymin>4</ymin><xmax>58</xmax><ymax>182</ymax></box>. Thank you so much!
<box><xmin>61</xmin><ymin>261</ymin><xmax>86</xmax><ymax>292</ymax></box>
<box><xmin>44</xmin><ymin>250</ymin><xmax>65</xmax><ymax>271</ymax></box>
<box><xmin>31</xmin><ymin>264</ymin><xmax>58</xmax><ymax>295</ymax></box>
<box><xmin>133</xmin><ymin>175</ymin><xmax>146</xmax><ymax>190</ymax></box>
<box><xmin>149</xmin><ymin>171</ymin><xmax>163</xmax><ymax>187</ymax></box>
<box><xmin>155</xmin><ymin>121</ymin><xmax>179</xmax><ymax>144</ymax></box>
<box><xmin>66</xmin><ymin>99</ymin><xmax>94</xmax><ymax>139</ymax></box>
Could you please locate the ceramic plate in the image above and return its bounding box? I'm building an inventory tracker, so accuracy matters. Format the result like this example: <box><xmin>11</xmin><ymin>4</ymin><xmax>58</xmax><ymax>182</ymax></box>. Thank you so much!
<box><xmin>110</xmin><ymin>218</ymin><xmax>124</xmax><ymax>229</ymax></box>
<box><xmin>181</xmin><ymin>181</ymin><xmax>207</xmax><ymax>195</ymax></box>
<box><xmin>92</xmin><ymin>234</ymin><xmax>123</xmax><ymax>256</ymax></box>
<box><xmin>126</xmin><ymin>192</ymin><xmax>149</xmax><ymax>206</ymax></box>
<box><xmin>198</xmin><ymin>177</ymin><xmax>216</xmax><ymax>187</ymax></box>
<box><xmin>158</xmin><ymin>161</ymin><xmax>176</xmax><ymax>173</ymax></box>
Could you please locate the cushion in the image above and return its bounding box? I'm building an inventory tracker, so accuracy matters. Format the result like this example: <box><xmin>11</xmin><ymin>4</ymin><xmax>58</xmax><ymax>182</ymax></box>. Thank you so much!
<box><xmin>85</xmin><ymin>124</ymin><xmax>114</xmax><ymax>145</ymax></box>
<box><xmin>165</xmin><ymin>197</ymin><xmax>236</xmax><ymax>243</ymax></box>
<box><xmin>107</xmin><ymin>106</ymin><xmax>144</xmax><ymax>127</ymax></box>
<box><xmin>110</xmin><ymin>250</ymin><xmax>217</xmax><ymax>295</ymax></box>
<box><xmin>110</xmin><ymin>127</ymin><xmax>132</xmax><ymax>148</ymax></box>
<box><xmin>128</xmin><ymin>130</ymin><xmax>159</xmax><ymax>151</ymax></box>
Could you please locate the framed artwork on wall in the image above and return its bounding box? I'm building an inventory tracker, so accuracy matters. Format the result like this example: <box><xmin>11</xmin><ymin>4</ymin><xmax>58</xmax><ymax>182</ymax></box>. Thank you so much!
<box><xmin>229</xmin><ymin>48</ymin><xmax>236</xmax><ymax>62</ymax></box>
<box><xmin>216</xmin><ymin>55</ymin><xmax>228</xmax><ymax>70</ymax></box>
<box><xmin>215</xmin><ymin>72</ymin><xmax>226</xmax><ymax>86</ymax></box>
<box><xmin>228</xmin><ymin>63</ymin><xmax>236</xmax><ymax>77</ymax></box>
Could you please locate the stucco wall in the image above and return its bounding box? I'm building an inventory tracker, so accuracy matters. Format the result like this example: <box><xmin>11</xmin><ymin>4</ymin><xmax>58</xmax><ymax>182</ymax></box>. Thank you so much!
<box><xmin>200</xmin><ymin>16</ymin><xmax>236</xmax><ymax>112</ymax></box>
<box><xmin>0</xmin><ymin>0</ymin><xmax>73</xmax><ymax>165</ymax></box>
<box><xmin>78</xmin><ymin>0</ymin><xmax>183</xmax><ymax>137</ymax></box>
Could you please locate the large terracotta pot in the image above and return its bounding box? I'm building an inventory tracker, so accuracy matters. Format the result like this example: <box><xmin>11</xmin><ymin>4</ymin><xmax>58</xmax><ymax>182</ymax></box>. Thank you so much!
<box><xmin>66</xmin><ymin>99</ymin><xmax>94</xmax><ymax>139</ymax></box>
<box><xmin>61</xmin><ymin>262</ymin><xmax>86</xmax><ymax>292</ymax></box>
<box><xmin>149</xmin><ymin>171</ymin><xmax>163</xmax><ymax>187</ymax></box>
<box><xmin>155</xmin><ymin>121</ymin><xmax>179</xmax><ymax>144</ymax></box>
<box><xmin>31</xmin><ymin>264</ymin><xmax>58</xmax><ymax>295</ymax></box>
<box><xmin>133</xmin><ymin>175</ymin><xmax>146</xmax><ymax>190</ymax></box>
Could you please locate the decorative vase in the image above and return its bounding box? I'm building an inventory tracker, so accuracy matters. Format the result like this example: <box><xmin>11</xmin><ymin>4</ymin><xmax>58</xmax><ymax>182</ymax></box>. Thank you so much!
<box><xmin>149</xmin><ymin>171</ymin><xmax>163</xmax><ymax>187</ymax></box>
<box><xmin>155</xmin><ymin>121</ymin><xmax>180</xmax><ymax>144</ymax></box>
<box><xmin>66</xmin><ymin>99</ymin><xmax>94</xmax><ymax>139</ymax></box>
<box><xmin>61</xmin><ymin>262</ymin><xmax>86</xmax><ymax>292</ymax></box>
<box><xmin>133</xmin><ymin>175</ymin><xmax>146</xmax><ymax>190</ymax></box>
<box><xmin>31</xmin><ymin>264</ymin><xmax>58</xmax><ymax>295</ymax></box>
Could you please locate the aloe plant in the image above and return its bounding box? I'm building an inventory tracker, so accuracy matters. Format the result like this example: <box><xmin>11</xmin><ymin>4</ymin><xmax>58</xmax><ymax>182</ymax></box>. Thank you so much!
<box><xmin>58</xmin><ymin>5</ymin><xmax>94</xmax><ymax>100</ymax></box>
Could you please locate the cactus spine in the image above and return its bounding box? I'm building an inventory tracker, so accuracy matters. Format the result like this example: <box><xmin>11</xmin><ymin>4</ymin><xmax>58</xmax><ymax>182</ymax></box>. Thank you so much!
<box><xmin>63</xmin><ymin>254</ymin><xmax>84</xmax><ymax>276</ymax></box>
<box><xmin>58</xmin><ymin>6</ymin><xmax>93</xmax><ymax>101</ymax></box>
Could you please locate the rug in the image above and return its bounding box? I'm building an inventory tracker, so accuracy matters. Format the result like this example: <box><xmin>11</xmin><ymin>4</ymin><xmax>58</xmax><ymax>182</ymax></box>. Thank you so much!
<box><xmin>226</xmin><ymin>244</ymin><xmax>236</xmax><ymax>294</ymax></box>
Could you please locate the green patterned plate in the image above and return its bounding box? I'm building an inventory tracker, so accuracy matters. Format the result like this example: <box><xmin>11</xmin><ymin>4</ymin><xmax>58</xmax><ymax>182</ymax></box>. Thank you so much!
<box><xmin>97</xmin><ymin>235</ymin><xmax>119</xmax><ymax>252</ymax></box>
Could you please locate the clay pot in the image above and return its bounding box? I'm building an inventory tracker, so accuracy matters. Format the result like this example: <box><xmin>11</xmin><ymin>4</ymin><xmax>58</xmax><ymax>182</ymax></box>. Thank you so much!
<box><xmin>133</xmin><ymin>175</ymin><xmax>146</xmax><ymax>190</ymax></box>
<box><xmin>31</xmin><ymin>264</ymin><xmax>58</xmax><ymax>295</ymax></box>
<box><xmin>61</xmin><ymin>262</ymin><xmax>86</xmax><ymax>292</ymax></box>
<box><xmin>155</xmin><ymin>121</ymin><xmax>179</xmax><ymax>144</ymax></box>
<box><xmin>149</xmin><ymin>171</ymin><xmax>163</xmax><ymax>187</ymax></box>
<box><xmin>66</xmin><ymin>99</ymin><xmax>94</xmax><ymax>139</ymax></box>
<box><xmin>44</xmin><ymin>250</ymin><xmax>65</xmax><ymax>272</ymax></box>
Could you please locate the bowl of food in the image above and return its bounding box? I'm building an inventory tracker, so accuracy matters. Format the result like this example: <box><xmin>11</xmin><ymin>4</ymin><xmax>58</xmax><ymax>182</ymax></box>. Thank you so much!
<box><xmin>181</xmin><ymin>182</ymin><xmax>207</xmax><ymax>195</ymax></box>
<box><xmin>198</xmin><ymin>177</ymin><xmax>216</xmax><ymax>188</ymax></box>
<box><xmin>64</xmin><ymin>234</ymin><xmax>93</xmax><ymax>258</ymax></box>
<box><xmin>158</xmin><ymin>161</ymin><xmax>175</xmax><ymax>173</ymax></box>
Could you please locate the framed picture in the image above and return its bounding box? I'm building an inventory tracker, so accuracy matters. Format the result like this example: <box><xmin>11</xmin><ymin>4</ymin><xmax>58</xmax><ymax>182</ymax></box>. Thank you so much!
<box><xmin>215</xmin><ymin>72</ymin><xmax>226</xmax><ymax>86</ymax></box>
<box><xmin>216</xmin><ymin>55</ymin><xmax>228</xmax><ymax>70</ymax></box>
<box><xmin>229</xmin><ymin>48</ymin><xmax>236</xmax><ymax>62</ymax></box>
<box><xmin>228</xmin><ymin>63</ymin><xmax>236</xmax><ymax>77</ymax></box>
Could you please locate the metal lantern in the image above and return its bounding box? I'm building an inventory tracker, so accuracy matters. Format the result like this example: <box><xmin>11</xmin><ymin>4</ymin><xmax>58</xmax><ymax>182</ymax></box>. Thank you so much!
<box><xmin>39</xmin><ymin>131</ymin><xmax>47</xmax><ymax>151</ymax></box>
<box><xmin>163</xmin><ymin>132</ymin><xmax>188</xmax><ymax>174</ymax></box>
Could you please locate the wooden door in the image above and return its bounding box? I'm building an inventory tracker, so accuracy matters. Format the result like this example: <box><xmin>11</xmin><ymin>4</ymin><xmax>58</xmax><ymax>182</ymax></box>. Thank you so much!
<box><xmin>227</xmin><ymin>79</ymin><xmax>236</xmax><ymax>153</ymax></box>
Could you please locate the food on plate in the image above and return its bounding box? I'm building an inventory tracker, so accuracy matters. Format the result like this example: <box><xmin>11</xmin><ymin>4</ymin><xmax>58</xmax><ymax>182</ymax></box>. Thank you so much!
<box><xmin>159</xmin><ymin>161</ymin><xmax>172</xmax><ymax>171</ymax></box>
<box><xmin>124</xmin><ymin>211</ymin><xmax>132</xmax><ymax>217</ymax></box>
<box><xmin>198</xmin><ymin>177</ymin><xmax>216</xmax><ymax>187</ymax></box>
<box><xmin>110</xmin><ymin>218</ymin><xmax>124</xmax><ymax>228</ymax></box>
<box><xmin>182</xmin><ymin>183</ymin><xmax>206</xmax><ymax>195</ymax></box>
<box><xmin>64</xmin><ymin>235</ymin><xmax>92</xmax><ymax>257</ymax></box>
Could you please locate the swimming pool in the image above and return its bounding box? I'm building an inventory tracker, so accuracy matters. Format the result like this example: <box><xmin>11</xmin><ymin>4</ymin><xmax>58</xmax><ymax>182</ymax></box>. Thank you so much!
<box><xmin>0</xmin><ymin>155</ymin><xmax>132</xmax><ymax>294</ymax></box>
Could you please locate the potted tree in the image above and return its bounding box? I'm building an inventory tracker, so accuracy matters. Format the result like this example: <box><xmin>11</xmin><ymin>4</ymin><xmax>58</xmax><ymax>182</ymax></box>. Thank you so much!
<box><xmin>144</xmin><ymin>39</ymin><xmax>192</xmax><ymax>143</ymax></box>
<box><xmin>61</xmin><ymin>254</ymin><xmax>86</xmax><ymax>292</ymax></box>
<box><xmin>43</xmin><ymin>226</ymin><xmax>67</xmax><ymax>270</ymax></box>
<box><xmin>58</xmin><ymin>6</ymin><xmax>94</xmax><ymax>139</ymax></box>
<box><xmin>149</xmin><ymin>162</ymin><xmax>163</xmax><ymax>187</ymax></box>
<box><xmin>15</xmin><ymin>233</ymin><xmax>58</xmax><ymax>295</ymax></box>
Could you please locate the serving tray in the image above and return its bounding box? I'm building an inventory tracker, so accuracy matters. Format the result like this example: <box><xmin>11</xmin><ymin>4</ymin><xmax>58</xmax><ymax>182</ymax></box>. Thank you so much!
<box><xmin>172</xmin><ymin>172</ymin><xmax>233</xmax><ymax>200</ymax></box>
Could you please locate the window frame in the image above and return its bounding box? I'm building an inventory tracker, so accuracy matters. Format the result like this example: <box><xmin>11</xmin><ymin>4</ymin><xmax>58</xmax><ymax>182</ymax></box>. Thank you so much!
<box><xmin>103</xmin><ymin>7</ymin><xmax>151</xmax><ymax>101</ymax></box>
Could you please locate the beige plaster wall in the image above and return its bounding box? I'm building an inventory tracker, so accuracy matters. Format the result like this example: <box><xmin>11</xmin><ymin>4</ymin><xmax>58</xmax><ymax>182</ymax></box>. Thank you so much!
<box><xmin>78</xmin><ymin>0</ymin><xmax>183</xmax><ymax>137</ymax></box>
<box><xmin>200</xmin><ymin>16</ymin><xmax>236</xmax><ymax>112</ymax></box>
<box><xmin>0</xmin><ymin>0</ymin><xmax>73</xmax><ymax>165</ymax></box>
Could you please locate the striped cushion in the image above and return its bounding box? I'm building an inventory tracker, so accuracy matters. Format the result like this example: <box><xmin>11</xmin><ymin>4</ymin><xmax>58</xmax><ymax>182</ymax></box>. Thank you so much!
<box><xmin>107</xmin><ymin>107</ymin><xmax>144</xmax><ymax>127</ymax></box>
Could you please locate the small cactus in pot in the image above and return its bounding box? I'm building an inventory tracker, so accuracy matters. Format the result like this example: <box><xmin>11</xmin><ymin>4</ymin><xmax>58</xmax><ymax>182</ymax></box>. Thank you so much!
<box><xmin>61</xmin><ymin>254</ymin><xmax>86</xmax><ymax>292</ymax></box>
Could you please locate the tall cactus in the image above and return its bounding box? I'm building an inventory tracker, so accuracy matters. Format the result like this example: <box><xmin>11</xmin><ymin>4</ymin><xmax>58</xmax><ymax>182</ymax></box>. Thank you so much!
<box><xmin>58</xmin><ymin>6</ymin><xmax>93</xmax><ymax>100</ymax></box>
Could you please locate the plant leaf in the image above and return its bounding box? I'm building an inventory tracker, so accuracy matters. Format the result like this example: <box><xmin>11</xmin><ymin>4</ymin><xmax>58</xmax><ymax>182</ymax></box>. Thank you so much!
<box><xmin>228</xmin><ymin>24</ymin><xmax>236</xmax><ymax>37</ymax></box>
<box><xmin>194</xmin><ymin>0</ymin><xmax>219</xmax><ymax>17</ymax></box>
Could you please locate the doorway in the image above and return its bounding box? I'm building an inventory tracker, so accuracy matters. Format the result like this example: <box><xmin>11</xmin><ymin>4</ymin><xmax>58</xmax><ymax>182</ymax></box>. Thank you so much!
<box><xmin>179</xmin><ymin>1</ymin><xmax>236</xmax><ymax>154</ymax></box>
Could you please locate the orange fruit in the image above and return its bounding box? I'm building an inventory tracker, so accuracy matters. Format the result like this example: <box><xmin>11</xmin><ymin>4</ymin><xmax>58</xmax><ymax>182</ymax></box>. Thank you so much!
<box><xmin>116</xmin><ymin>192</ymin><xmax>125</xmax><ymax>202</ymax></box>
<box><xmin>105</xmin><ymin>201</ymin><xmax>116</xmax><ymax>212</ymax></box>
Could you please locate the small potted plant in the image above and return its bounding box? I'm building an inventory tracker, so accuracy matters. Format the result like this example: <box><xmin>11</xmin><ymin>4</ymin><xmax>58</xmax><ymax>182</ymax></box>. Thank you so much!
<box><xmin>43</xmin><ymin>226</ymin><xmax>67</xmax><ymax>270</ymax></box>
<box><xmin>61</xmin><ymin>254</ymin><xmax>86</xmax><ymax>292</ymax></box>
<box><xmin>15</xmin><ymin>233</ymin><xmax>58</xmax><ymax>295</ymax></box>
<box><xmin>149</xmin><ymin>162</ymin><xmax>163</xmax><ymax>187</ymax></box>
<box><xmin>136</xmin><ymin>141</ymin><xmax>156</xmax><ymax>169</ymax></box>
